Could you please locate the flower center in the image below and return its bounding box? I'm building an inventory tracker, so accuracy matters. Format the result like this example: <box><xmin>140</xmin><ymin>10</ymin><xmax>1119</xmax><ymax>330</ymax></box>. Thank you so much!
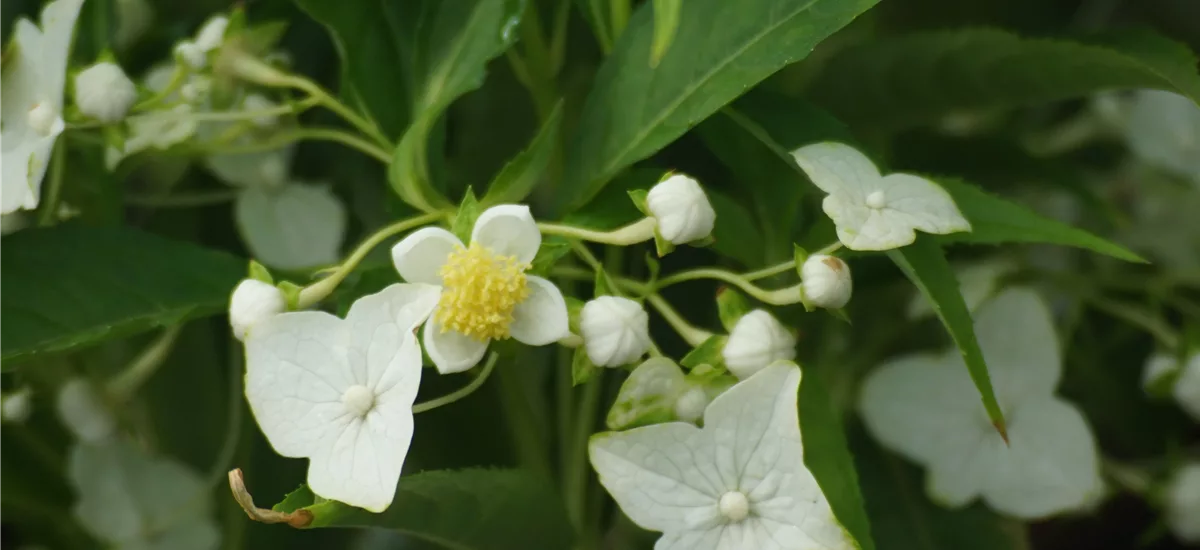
<box><xmin>865</xmin><ymin>190</ymin><xmax>887</xmax><ymax>209</ymax></box>
<box><xmin>718</xmin><ymin>490</ymin><xmax>750</xmax><ymax>522</ymax></box>
<box><xmin>27</xmin><ymin>101</ymin><xmax>60</xmax><ymax>137</ymax></box>
<box><xmin>436</xmin><ymin>242</ymin><xmax>530</xmax><ymax>341</ymax></box>
<box><xmin>341</xmin><ymin>385</ymin><xmax>375</xmax><ymax>418</ymax></box>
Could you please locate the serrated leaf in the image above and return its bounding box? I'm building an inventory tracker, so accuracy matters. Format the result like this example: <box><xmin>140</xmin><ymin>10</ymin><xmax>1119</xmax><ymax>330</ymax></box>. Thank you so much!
<box><xmin>1</xmin><ymin>224</ymin><xmax>244</xmax><ymax>366</ymax></box>
<box><xmin>933</xmin><ymin>178</ymin><xmax>1145</xmax><ymax>262</ymax></box>
<box><xmin>807</xmin><ymin>28</ymin><xmax>1200</xmax><ymax>132</ymax></box>
<box><xmin>451</xmin><ymin>188</ymin><xmax>482</xmax><ymax>243</ymax></box>
<box><xmin>558</xmin><ymin>0</ymin><xmax>881</xmax><ymax>211</ymax></box>
<box><xmin>887</xmin><ymin>237</ymin><xmax>1008</xmax><ymax>440</ymax></box>
<box><xmin>716</xmin><ymin>288</ymin><xmax>751</xmax><ymax>332</ymax></box>
<box><xmin>483</xmin><ymin>102</ymin><xmax>563</xmax><ymax>205</ymax></box>
<box><xmin>649</xmin><ymin>0</ymin><xmax>681</xmax><ymax>67</ymax></box>
<box><xmin>269</xmin><ymin>469</ymin><xmax>572</xmax><ymax>550</ymax></box>
<box><xmin>679</xmin><ymin>335</ymin><xmax>728</xmax><ymax>370</ymax></box>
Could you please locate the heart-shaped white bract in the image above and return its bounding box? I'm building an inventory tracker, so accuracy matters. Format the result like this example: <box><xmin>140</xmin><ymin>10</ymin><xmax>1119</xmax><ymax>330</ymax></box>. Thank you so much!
<box><xmin>235</xmin><ymin>181</ymin><xmax>347</xmax><ymax>271</ymax></box>
<box><xmin>590</xmin><ymin>362</ymin><xmax>856</xmax><ymax>550</ymax></box>
<box><xmin>791</xmin><ymin>142</ymin><xmax>971</xmax><ymax>251</ymax></box>
<box><xmin>244</xmin><ymin>282</ymin><xmax>441</xmax><ymax>512</ymax></box>
<box><xmin>859</xmin><ymin>288</ymin><xmax>1103</xmax><ymax>519</ymax></box>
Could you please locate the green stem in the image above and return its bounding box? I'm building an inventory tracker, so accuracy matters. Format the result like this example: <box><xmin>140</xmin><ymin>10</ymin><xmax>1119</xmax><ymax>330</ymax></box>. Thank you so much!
<box><xmin>413</xmin><ymin>354</ymin><xmax>498</xmax><ymax>413</ymax></box>
<box><xmin>297</xmin><ymin>212</ymin><xmax>444</xmax><ymax>308</ymax></box>
<box><xmin>107</xmin><ymin>324</ymin><xmax>184</xmax><ymax>402</ymax></box>
<box><xmin>207</xmin><ymin>344</ymin><xmax>245</xmax><ymax>487</ymax></box>
<box><xmin>565</xmin><ymin>373</ymin><xmax>603</xmax><ymax>531</ymax></box>
<box><xmin>539</xmin><ymin>218</ymin><xmax>656</xmax><ymax>246</ymax></box>
<box><xmin>609</xmin><ymin>0</ymin><xmax>631</xmax><ymax>39</ymax></box>
<box><xmin>125</xmin><ymin>189</ymin><xmax>239</xmax><ymax>208</ymax></box>
<box><xmin>132</xmin><ymin>64</ymin><xmax>188</xmax><ymax>112</ymax></box>
<box><xmin>280</xmin><ymin>75</ymin><xmax>392</xmax><ymax>150</ymax></box>
<box><xmin>742</xmin><ymin>260</ymin><xmax>795</xmax><ymax>282</ymax></box>
<box><xmin>37</xmin><ymin>140</ymin><xmax>67</xmax><ymax>226</ymax></box>
<box><xmin>196</xmin><ymin>127</ymin><xmax>391</xmax><ymax>164</ymax></box>
<box><xmin>646</xmin><ymin>294</ymin><xmax>712</xmax><ymax>346</ymax></box>
<box><xmin>656</xmin><ymin>268</ymin><xmax>804</xmax><ymax>305</ymax></box>
<box><xmin>497</xmin><ymin>358</ymin><xmax>552</xmax><ymax>476</ymax></box>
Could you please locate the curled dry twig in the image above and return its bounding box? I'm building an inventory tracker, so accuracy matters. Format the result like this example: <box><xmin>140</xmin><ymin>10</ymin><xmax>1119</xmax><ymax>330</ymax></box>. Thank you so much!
<box><xmin>227</xmin><ymin>468</ymin><xmax>313</xmax><ymax>528</ymax></box>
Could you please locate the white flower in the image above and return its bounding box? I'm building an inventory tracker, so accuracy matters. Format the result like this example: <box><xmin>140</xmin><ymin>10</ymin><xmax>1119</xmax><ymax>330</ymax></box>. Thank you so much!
<box><xmin>722</xmin><ymin>309</ymin><xmax>796</xmax><ymax>379</ymax></box>
<box><xmin>1142</xmin><ymin>352</ymin><xmax>1180</xmax><ymax>392</ymax></box>
<box><xmin>1</xmin><ymin>0</ymin><xmax>85</xmax><ymax>214</ymax></box>
<box><xmin>590</xmin><ymin>363</ymin><xmax>856</xmax><ymax>550</ymax></box>
<box><xmin>391</xmin><ymin>205</ymin><xmax>570</xmax><ymax>374</ymax></box>
<box><xmin>1166</xmin><ymin>463</ymin><xmax>1200</xmax><ymax>543</ymax></box>
<box><xmin>908</xmin><ymin>260</ymin><xmax>1014</xmax><ymax>318</ymax></box>
<box><xmin>74</xmin><ymin>62</ymin><xmax>138</xmax><ymax>122</ymax></box>
<box><xmin>229</xmin><ymin>279</ymin><xmax>287</xmax><ymax>341</ymax></box>
<box><xmin>646</xmin><ymin>174</ymin><xmax>716</xmax><ymax>244</ymax></box>
<box><xmin>801</xmin><ymin>254</ymin><xmax>852</xmax><ymax>309</ymax></box>
<box><xmin>1172</xmin><ymin>352</ymin><xmax>1200</xmax><ymax>422</ymax></box>
<box><xmin>1124</xmin><ymin>91</ymin><xmax>1200</xmax><ymax>185</ymax></box>
<box><xmin>580</xmin><ymin>296</ymin><xmax>651</xmax><ymax>367</ymax></box>
<box><xmin>859</xmin><ymin>288</ymin><xmax>1103</xmax><ymax>519</ymax></box>
<box><xmin>235</xmin><ymin>182</ymin><xmax>347</xmax><ymax>271</ymax></box>
<box><xmin>244</xmin><ymin>283</ymin><xmax>441</xmax><ymax>512</ymax></box>
<box><xmin>175</xmin><ymin>16</ymin><xmax>229</xmax><ymax>69</ymax></box>
<box><xmin>791</xmin><ymin>142</ymin><xmax>971</xmax><ymax>251</ymax></box>
<box><xmin>56</xmin><ymin>378</ymin><xmax>116</xmax><ymax>443</ymax></box>
<box><xmin>2</xmin><ymin>387</ymin><xmax>34</xmax><ymax>423</ymax></box>
<box><xmin>69</xmin><ymin>439</ymin><xmax>220</xmax><ymax>550</ymax></box>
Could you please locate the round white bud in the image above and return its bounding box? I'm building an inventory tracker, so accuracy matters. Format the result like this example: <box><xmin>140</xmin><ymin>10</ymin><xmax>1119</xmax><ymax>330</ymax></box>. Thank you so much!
<box><xmin>1166</xmin><ymin>463</ymin><xmax>1200</xmax><ymax>542</ymax></box>
<box><xmin>673</xmin><ymin>386</ymin><xmax>709</xmax><ymax>423</ymax></box>
<box><xmin>646</xmin><ymin>174</ymin><xmax>716</xmax><ymax>244</ymax></box>
<box><xmin>74</xmin><ymin>62</ymin><xmax>138</xmax><ymax>123</ymax></box>
<box><xmin>801</xmin><ymin>254</ymin><xmax>853</xmax><ymax>309</ymax></box>
<box><xmin>722</xmin><ymin>310</ymin><xmax>796</xmax><ymax>380</ymax></box>
<box><xmin>1</xmin><ymin>388</ymin><xmax>33</xmax><ymax>424</ymax></box>
<box><xmin>56</xmin><ymin>379</ymin><xmax>116</xmax><ymax>443</ymax></box>
<box><xmin>28</xmin><ymin>101</ymin><xmax>64</xmax><ymax>137</ymax></box>
<box><xmin>229</xmin><ymin>279</ymin><xmax>287</xmax><ymax>341</ymax></box>
<box><xmin>580</xmin><ymin>296</ymin><xmax>652</xmax><ymax>367</ymax></box>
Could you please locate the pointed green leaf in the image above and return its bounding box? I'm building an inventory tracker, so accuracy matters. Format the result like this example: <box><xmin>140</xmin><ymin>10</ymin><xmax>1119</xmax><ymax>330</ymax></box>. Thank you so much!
<box><xmin>649</xmin><ymin>0</ymin><xmax>682</xmax><ymax>67</ymax></box>
<box><xmin>483</xmin><ymin>102</ymin><xmax>564</xmax><ymax>205</ymax></box>
<box><xmin>679</xmin><ymin>335</ymin><xmax>728</xmax><ymax>370</ymax></box>
<box><xmin>451</xmin><ymin>188</ymin><xmax>482</xmax><ymax>243</ymax></box>
<box><xmin>572</xmin><ymin>347</ymin><xmax>597</xmax><ymax>386</ymax></box>
<box><xmin>716</xmin><ymin>288</ymin><xmax>751</xmax><ymax>332</ymax></box>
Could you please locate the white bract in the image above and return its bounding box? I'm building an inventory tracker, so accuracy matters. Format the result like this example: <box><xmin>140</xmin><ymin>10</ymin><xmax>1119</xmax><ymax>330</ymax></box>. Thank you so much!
<box><xmin>391</xmin><ymin>205</ymin><xmax>570</xmax><ymax>374</ymax></box>
<box><xmin>74</xmin><ymin>61</ymin><xmax>138</xmax><ymax>122</ymax></box>
<box><xmin>646</xmin><ymin>174</ymin><xmax>716</xmax><ymax>244</ymax></box>
<box><xmin>1</xmin><ymin>387</ymin><xmax>34</xmax><ymax>423</ymax></box>
<box><xmin>175</xmin><ymin>16</ymin><xmax>229</xmax><ymax>69</ymax></box>
<box><xmin>1166</xmin><ymin>463</ymin><xmax>1200</xmax><ymax>543</ymax></box>
<box><xmin>1</xmin><ymin>0</ymin><xmax>84</xmax><ymax>214</ymax></box>
<box><xmin>1172</xmin><ymin>352</ymin><xmax>1200</xmax><ymax>422</ymax></box>
<box><xmin>791</xmin><ymin>142</ymin><xmax>971</xmax><ymax>251</ymax></box>
<box><xmin>580</xmin><ymin>296</ymin><xmax>652</xmax><ymax>367</ymax></box>
<box><xmin>244</xmin><ymin>283</ymin><xmax>440</xmax><ymax>512</ymax></box>
<box><xmin>590</xmin><ymin>363</ymin><xmax>856</xmax><ymax>550</ymax></box>
<box><xmin>801</xmin><ymin>254</ymin><xmax>852</xmax><ymax>309</ymax></box>
<box><xmin>57</xmin><ymin>378</ymin><xmax>117</xmax><ymax>443</ymax></box>
<box><xmin>69</xmin><ymin>439</ymin><xmax>220</xmax><ymax>550</ymax></box>
<box><xmin>235</xmin><ymin>182</ymin><xmax>347</xmax><ymax>271</ymax></box>
<box><xmin>722</xmin><ymin>309</ymin><xmax>796</xmax><ymax>380</ymax></box>
<box><xmin>229</xmin><ymin>279</ymin><xmax>287</xmax><ymax>341</ymax></box>
<box><xmin>860</xmin><ymin>288</ymin><xmax>1103</xmax><ymax>519</ymax></box>
<box><xmin>1123</xmin><ymin>91</ymin><xmax>1200</xmax><ymax>185</ymax></box>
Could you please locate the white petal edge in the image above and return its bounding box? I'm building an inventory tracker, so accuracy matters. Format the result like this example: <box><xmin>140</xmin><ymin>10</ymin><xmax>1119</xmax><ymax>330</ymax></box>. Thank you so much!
<box><xmin>391</xmin><ymin>227</ymin><xmax>462</xmax><ymax>285</ymax></box>
<box><xmin>423</xmin><ymin>316</ymin><xmax>489</xmax><ymax>374</ymax></box>
<box><xmin>790</xmin><ymin>142</ymin><xmax>880</xmax><ymax>201</ymax></box>
<box><xmin>470</xmin><ymin>204</ymin><xmax>541</xmax><ymax>264</ymax></box>
<box><xmin>973</xmin><ymin>288</ymin><xmax>1061</xmax><ymax>401</ymax></box>
<box><xmin>510</xmin><ymin>275</ymin><xmax>570</xmax><ymax>346</ymax></box>
<box><xmin>877</xmin><ymin>173</ymin><xmax>971</xmax><ymax>236</ymax></box>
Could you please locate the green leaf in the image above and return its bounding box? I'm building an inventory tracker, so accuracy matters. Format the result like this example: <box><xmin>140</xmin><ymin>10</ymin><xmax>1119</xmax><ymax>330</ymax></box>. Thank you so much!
<box><xmin>716</xmin><ymin>288</ymin><xmax>751</xmax><ymax>332</ymax></box>
<box><xmin>800</xmin><ymin>368</ymin><xmax>875</xmax><ymax>550</ymax></box>
<box><xmin>572</xmin><ymin>347</ymin><xmax>597</xmax><ymax>386</ymax></box>
<box><xmin>271</xmin><ymin>468</ymin><xmax>573</xmax><ymax>550</ymax></box>
<box><xmin>934</xmin><ymin>178</ymin><xmax>1145</xmax><ymax>262</ymax></box>
<box><xmin>529</xmin><ymin>237</ymin><xmax>572</xmax><ymax>277</ymax></box>
<box><xmin>559</xmin><ymin>0</ymin><xmax>882</xmax><ymax>211</ymax></box>
<box><xmin>707</xmin><ymin>189</ymin><xmax>766</xmax><ymax>267</ymax></box>
<box><xmin>1</xmin><ymin>224</ymin><xmax>244</xmax><ymax>366</ymax></box>
<box><xmin>807</xmin><ymin>28</ymin><xmax>1200</xmax><ymax>132</ymax></box>
<box><xmin>483</xmin><ymin>102</ymin><xmax>564</xmax><ymax>205</ymax></box>
<box><xmin>451</xmin><ymin>187</ymin><xmax>482</xmax><ymax>243</ymax></box>
<box><xmin>649</xmin><ymin>0</ymin><xmax>682</xmax><ymax>67</ymax></box>
<box><xmin>887</xmin><ymin>237</ymin><xmax>1008</xmax><ymax>440</ymax></box>
<box><xmin>679</xmin><ymin>335</ymin><xmax>727</xmax><ymax>370</ymax></box>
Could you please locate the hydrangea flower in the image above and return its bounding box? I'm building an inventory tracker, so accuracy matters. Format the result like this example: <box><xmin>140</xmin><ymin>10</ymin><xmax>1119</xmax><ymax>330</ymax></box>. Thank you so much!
<box><xmin>859</xmin><ymin>288</ymin><xmax>1103</xmax><ymax>519</ymax></box>
<box><xmin>1</xmin><ymin>0</ymin><xmax>85</xmax><ymax>214</ymax></box>
<box><xmin>580</xmin><ymin>296</ymin><xmax>652</xmax><ymax>367</ymax></box>
<box><xmin>590</xmin><ymin>362</ymin><xmax>856</xmax><ymax>550</ymax></box>
<box><xmin>1166</xmin><ymin>463</ymin><xmax>1200</xmax><ymax>543</ymax></box>
<box><xmin>791</xmin><ymin>142</ymin><xmax>971</xmax><ymax>251</ymax></box>
<box><xmin>69</xmin><ymin>439</ymin><xmax>220</xmax><ymax>550</ymax></box>
<box><xmin>722</xmin><ymin>309</ymin><xmax>796</xmax><ymax>380</ymax></box>
<box><xmin>244</xmin><ymin>283</ymin><xmax>440</xmax><ymax>511</ymax></box>
<box><xmin>391</xmin><ymin>205</ymin><xmax>570</xmax><ymax>374</ymax></box>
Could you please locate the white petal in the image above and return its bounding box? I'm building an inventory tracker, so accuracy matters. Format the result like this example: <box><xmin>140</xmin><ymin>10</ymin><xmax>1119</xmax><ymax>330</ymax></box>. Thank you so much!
<box><xmin>877</xmin><ymin>173</ymin><xmax>971</xmax><ymax>236</ymax></box>
<box><xmin>471</xmin><ymin>204</ymin><xmax>541</xmax><ymax>264</ymax></box>
<box><xmin>825</xmin><ymin>195</ymin><xmax>916</xmax><ymax>251</ymax></box>
<box><xmin>344</xmin><ymin>283</ymin><xmax>440</xmax><ymax>390</ymax></box>
<box><xmin>423</xmin><ymin>316</ymin><xmax>489</xmax><ymax>374</ymax></box>
<box><xmin>790</xmin><ymin>142</ymin><xmax>880</xmax><ymax>201</ymax></box>
<box><xmin>510</xmin><ymin>275</ymin><xmax>570</xmax><ymax>346</ymax></box>
<box><xmin>244</xmin><ymin>312</ymin><xmax>353</xmax><ymax>458</ymax></box>
<box><xmin>37</xmin><ymin>0</ymin><xmax>86</xmax><ymax>102</ymax></box>
<box><xmin>235</xmin><ymin>183</ymin><xmax>347</xmax><ymax>271</ymax></box>
<box><xmin>1173</xmin><ymin>353</ymin><xmax>1200</xmax><ymax>422</ymax></box>
<box><xmin>654</xmin><ymin>527</ymin><xmax>724</xmax><ymax>550</ymax></box>
<box><xmin>56</xmin><ymin>379</ymin><xmax>116</xmax><ymax>443</ymax></box>
<box><xmin>1126</xmin><ymin>91</ymin><xmax>1200</xmax><ymax>182</ymax></box>
<box><xmin>973</xmin><ymin>288</ymin><xmax>1061</xmax><ymax>401</ymax></box>
<box><xmin>391</xmin><ymin>227</ymin><xmax>461</xmax><ymax>285</ymax></box>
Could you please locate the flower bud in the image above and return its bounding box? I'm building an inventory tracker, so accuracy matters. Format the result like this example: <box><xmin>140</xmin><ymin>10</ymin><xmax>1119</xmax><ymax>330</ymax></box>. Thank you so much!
<box><xmin>57</xmin><ymin>379</ymin><xmax>115</xmax><ymax>443</ymax></box>
<box><xmin>722</xmin><ymin>310</ymin><xmax>796</xmax><ymax>379</ymax></box>
<box><xmin>580</xmin><ymin>296</ymin><xmax>652</xmax><ymax>367</ymax></box>
<box><xmin>28</xmin><ymin>101</ymin><xmax>64</xmax><ymax>137</ymax></box>
<box><xmin>1</xmin><ymin>388</ymin><xmax>33</xmax><ymax>424</ymax></box>
<box><xmin>673</xmin><ymin>386</ymin><xmax>709</xmax><ymax>422</ymax></box>
<box><xmin>1167</xmin><ymin>463</ymin><xmax>1200</xmax><ymax>543</ymax></box>
<box><xmin>646</xmin><ymin>174</ymin><xmax>716</xmax><ymax>244</ymax></box>
<box><xmin>74</xmin><ymin>62</ymin><xmax>138</xmax><ymax>122</ymax></box>
<box><xmin>801</xmin><ymin>254</ymin><xmax>853</xmax><ymax>309</ymax></box>
<box><xmin>230</xmin><ymin>279</ymin><xmax>287</xmax><ymax>341</ymax></box>
<box><xmin>174</xmin><ymin>41</ymin><xmax>207</xmax><ymax>69</ymax></box>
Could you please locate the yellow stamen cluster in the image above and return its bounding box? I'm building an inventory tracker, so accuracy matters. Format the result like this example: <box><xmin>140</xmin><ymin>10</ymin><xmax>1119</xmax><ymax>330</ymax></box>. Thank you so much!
<box><xmin>437</xmin><ymin>242</ymin><xmax>530</xmax><ymax>341</ymax></box>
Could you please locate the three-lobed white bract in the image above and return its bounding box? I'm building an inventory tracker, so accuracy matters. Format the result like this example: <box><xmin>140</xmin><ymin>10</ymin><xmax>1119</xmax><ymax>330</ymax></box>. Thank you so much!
<box><xmin>791</xmin><ymin>142</ymin><xmax>971</xmax><ymax>251</ymax></box>
<box><xmin>234</xmin><ymin>181</ymin><xmax>347</xmax><ymax>271</ymax></box>
<box><xmin>859</xmin><ymin>288</ymin><xmax>1103</xmax><ymax>519</ymax></box>
<box><xmin>590</xmin><ymin>362</ymin><xmax>856</xmax><ymax>550</ymax></box>
<box><xmin>722</xmin><ymin>309</ymin><xmax>796</xmax><ymax>380</ymax></box>
<box><xmin>243</xmin><ymin>283</ymin><xmax>441</xmax><ymax>512</ymax></box>
<box><xmin>580</xmin><ymin>296</ymin><xmax>652</xmax><ymax>367</ymax></box>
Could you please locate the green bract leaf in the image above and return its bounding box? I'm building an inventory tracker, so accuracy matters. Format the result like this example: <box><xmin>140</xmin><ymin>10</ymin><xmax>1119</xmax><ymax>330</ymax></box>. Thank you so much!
<box><xmin>572</xmin><ymin>347</ymin><xmax>597</xmax><ymax>386</ymax></box>
<box><xmin>679</xmin><ymin>335</ymin><xmax>728</xmax><ymax>370</ymax></box>
<box><xmin>807</xmin><ymin>28</ymin><xmax>1200</xmax><ymax>132</ymax></box>
<box><xmin>483</xmin><ymin>102</ymin><xmax>564</xmax><ymax>205</ymax></box>
<box><xmin>934</xmin><ymin>178</ymin><xmax>1146</xmax><ymax>262</ymax></box>
<box><xmin>559</xmin><ymin>0</ymin><xmax>881</xmax><ymax>211</ymax></box>
<box><xmin>887</xmin><ymin>237</ymin><xmax>1008</xmax><ymax>440</ymax></box>
<box><xmin>606</xmin><ymin>357</ymin><xmax>691</xmax><ymax>430</ymax></box>
<box><xmin>1</xmin><ymin>224</ymin><xmax>243</xmax><ymax>366</ymax></box>
<box><xmin>269</xmin><ymin>469</ymin><xmax>572</xmax><ymax>550</ymax></box>
<box><xmin>451</xmin><ymin>188</ymin><xmax>482</xmax><ymax>243</ymax></box>
<box><xmin>529</xmin><ymin>237</ymin><xmax>571</xmax><ymax>277</ymax></box>
<box><xmin>649</xmin><ymin>0</ymin><xmax>682</xmax><ymax>67</ymax></box>
<box><xmin>716</xmin><ymin>288</ymin><xmax>751</xmax><ymax>332</ymax></box>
